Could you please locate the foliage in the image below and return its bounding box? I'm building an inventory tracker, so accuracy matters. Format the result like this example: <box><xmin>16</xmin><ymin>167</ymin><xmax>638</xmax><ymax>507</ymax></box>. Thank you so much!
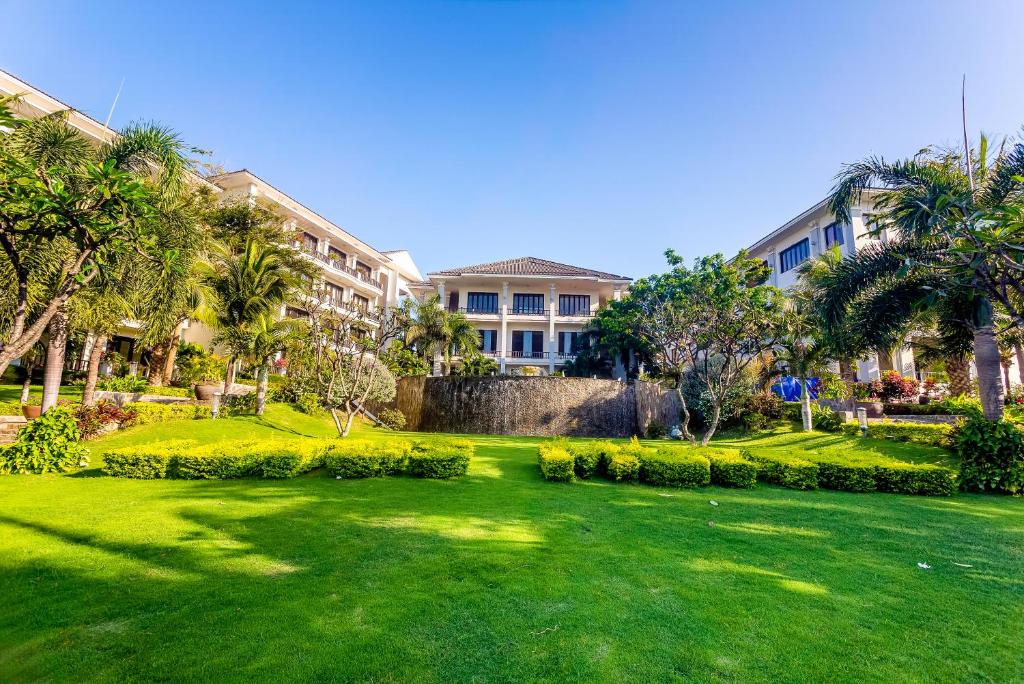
<box><xmin>953</xmin><ymin>417</ymin><xmax>1024</xmax><ymax>494</ymax></box>
<box><xmin>97</xmin><ymin>375</ymin><xmax>148</xmax><ymax>393</ymax></box>
<box><xmin>811</xmin><ymin>404</ymin><xmax>843</xmax><ymax>432</ymax></box>
<box><xmin>537</xmin><ymin>441</ymin><xmax>575</xmax><ymax>482</ymax></box>
<box><xmin>294</xmin><ymin>392</ymin><xmax>326</xmax><ymax>417</ymax></box>
<box><xmin>175</xmin><ymin>344</ymin><xmax>225</xmax><ymax>384</ymax></box>
<box><xmin>0</xmin><ymin>401</ymin><xmax>21</xmax><ymax>415</ymax></box>
<box><xmin>814</xmin><ymin>458</ymin><xmax>878</xmax><ymax>492</ymax></box>
<box><xmin>407</xmin><ymin>438</ymin><xmax>473</xmax><ymax>478</ymax></box>
<box><xmin>852</xmin><ymin>372</ymin><xmax>920</xmax><ymax>402</ymax></box>
<box><xmin>939</xmin><ymin>395</ymin><xmax>984</xmax><ymax>419</ymax></box>
<box><xmin>840</xmin><ymin>421</ymin><xmax>952</xmax><ymax>448</ymax></box>
<box><xmin>735</xmin><ymin>391</ymin><xmax>786</xmax><ymax>432</ymax></box>
<box><xmin>816</xmin><ymin>371</ymin><xmax>851</xmax><ymax>400</ymax></box>
<box><xmin>101</xmin><ymin>440</ymin><xmax>194</xmax><ymax>479</ymax></box>
<box><xmin>377</xmin><ymin>408</ymin><xmax>407</xmax><ymax>431</ymax></box>
<box><xmin>706</xmin><ymin>449</ymin><xmax>758</xmax><ymax>488</ymax></box>
<box><xmin>221</xmin><ymin>392</ymin><xmax>257</xmax><ymax>416</ymax></box>
<box><xmin>645</xmin><ymin>421</ymin><xmax>667</xmax><ymax>439</ymax></box>
<box><xmin>638</xmin><ymin>449</ymin><xmax>711</xmax><ymax>488</ymax></box>
<box><xmin>873</xmin><ymin>463</ymin><xmax>958</xmax><ymax>496</ymax></box>
<box><xmin>454</xmin><ymin>353</ymin><xmax>499</xmax><ymax>377</ymax></box>
<box><xmin>381</xmin><ymin>340</ymin><xmax>431</xmax><ymax>377</ymax></box>
<box><xmin>743</xmin><ymin>451</ymin><xmax>820</xmax><ymax>490</ymax></box>
<box><xmin>74</xmin><ymin>401</ymin><xmax>137</xmax><ymax>439</ymax></box>
<box><xmin>0</xmin><ymin>406</ymin><xmax>89</xmax><ymax>474</ymax></box>
<box><xmin>121</xmin><ymin>402</ymin><xmax>212</xmax><ymax>426</ymax></box>
<box><xmin>405</xmin><ymin>295</ymin><xmax>481</xmax><ymax>375</ymax></box>
<box><xmin>324</xmin><ymin>439</ymin><xmax>413</xmax><ymax>478</ymax></box>
<box><xmin>565</xmin><ymin>440</ymin><xmax>617</xmax><ymax>479</ymax></box>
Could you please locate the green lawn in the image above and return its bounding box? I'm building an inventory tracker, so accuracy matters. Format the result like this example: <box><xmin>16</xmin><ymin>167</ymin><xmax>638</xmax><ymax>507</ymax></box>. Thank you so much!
<box><xmin>0</xmin><ymin>383</ymin><xmax>83</xmax><ymax>405</ymax></box>
<box><xmin>1</xmin><ymin>407</ymin><xmax>1022</xmax><ymax>681</ymax></box>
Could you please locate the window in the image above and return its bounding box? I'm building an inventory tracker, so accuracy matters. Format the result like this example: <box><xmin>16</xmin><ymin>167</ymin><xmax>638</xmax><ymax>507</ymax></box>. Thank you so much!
<box><xmin>511</xmin><ymin>330</ymin><xmax>545</xmax><ymax>357</ymax></box>
<box><xmin>285</xmin><ymin>307</ymin><xmax>308</xmax><ymax>319</ymax></box>
<box><xmin>301</xmin><ymin>232</ymin><xmax>318</xmax><ymax>253</ymax></box>
<box><xmin>558</xmin><ymin>332</ymin><xmax>579</xmax><ymax>355</ymax></box>
<box><xmin>779</xmin><ymin>238</ymin><xmax>810</xmax><ymax>273</ymax></box>
<box><xmin>478</xmin><ymin>329</ymin><xmax>497</xmax><ymax>353</ymax></box>
<box><xmin>512</xmin><ymin>294</ymin><xmax>545</xmax><ymax>314</ymax></box>
<box><xmin>328</xmin><ymin>247</ymin><xmax>347</xmax><ymax>264</ymax></box>
<box><xmin>355</xmin><ymin>261</ymin><xmax>372</xmax><ymax>279</ymax></box>
<box><xmin>352</xmin><ymin>294</ymin><xmax>370</xmax><ymax>311</ymax></box>
<box><xmin>326</xmin><ymin>283</ymin><xmax>344</xmax><ymax>307</ymax></box>
<box><xmin>558</xmin><ymin>295</ymin><xmax>590</xmax><ymax>316</ymax></box>
<box><xmin>823</xmin><ymin>222</ymin><xmax>844</xmax><ymax>248</ymax></box>
<box><xmin>467</xmin><ymin>292</ymin><xmax>499</xmax><ymax>313</ymax></box>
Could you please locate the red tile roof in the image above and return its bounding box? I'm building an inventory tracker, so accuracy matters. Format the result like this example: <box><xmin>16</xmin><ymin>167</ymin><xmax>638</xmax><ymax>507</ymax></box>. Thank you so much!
<box><xmin>429</xmin><ymin>256</ymin><xmax>630</xmax><ymax>280</ymax></box>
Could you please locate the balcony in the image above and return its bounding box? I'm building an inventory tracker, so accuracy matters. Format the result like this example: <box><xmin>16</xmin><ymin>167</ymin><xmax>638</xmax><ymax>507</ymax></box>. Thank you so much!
<box><xmin>299</xmin><ymin>248</ymin><xmax>384</xmax><ymax>291</ymax></box>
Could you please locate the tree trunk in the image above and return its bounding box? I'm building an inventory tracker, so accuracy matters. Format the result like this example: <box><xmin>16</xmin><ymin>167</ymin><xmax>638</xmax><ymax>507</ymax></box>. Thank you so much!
<box><xmin>41</xmin><ymin>311</ymin><xmax>69</xmax><ymax>413</ymax></box>
<box><xmin>82</xmin><ymin>333</ymin><xmax>108</xmax><ymax>406</ymax></box>
<box><xmin>699</xmin><ymin>402</ymin><xmax>721</xmax><ymax>446</ymax></box>
<box><xmin>162</xmin><ymin>325</ymin><xmax>183</xmax><ymax>383</ymax></box>
<box><xmin>838</xmin><ymin>358</ymin><xmax>856</xmax><ymax>383</ymax></box>
<box><xmin>1015</xmin><ymin>344</ymin><xmax>1024</xmax><ymax>385</ymax></box>
<box><xmin>801</xmin><ymin>374</ymin><xmax>813</xmax><ymax>431</ymax></box>
<box><xmin>1002</xmin><ymin>361</ymin><xmax>1012</xmax><ymax>395</ymax></box>
<box><xmin>329</xmin><ymin>407</ymin><xmax>346</xmax><ymax>437</ymax></box>
<box><xmin>342</xmin><ymin>403</ymin><xmax>358</xmax><ymax>437</ymax></box>
<box><xmin>255</xmin><ymin>360</ymin><xmax>269</xmax><ymax>416</ymax></box>
<box><xmin>19</xmin><ymin>362</ymin><xmax>33</xmax><ymax>404</ymax></box>
<box><xmin>147</xmin><ymin>339</ymin><xmax>170</xmax><ymax>386</ymax></box>
<box><xmin>223</xmin><ymin>356</ymin><xmax>236</xmax><ymax>395</ymax></box>
<box><xmin>947</xmin><ymin>355</ymin><xmax>971</xmax><ymax>397</ymax></box>
<box><xmin>973</xmin><ymin>324</ymin><xmax>1005</xmax><ymax>420</ymax></box>
<box><xmin>673</xmin><ymin>381</ymin><xmax>696</xmax><ymax>445</ymax></box>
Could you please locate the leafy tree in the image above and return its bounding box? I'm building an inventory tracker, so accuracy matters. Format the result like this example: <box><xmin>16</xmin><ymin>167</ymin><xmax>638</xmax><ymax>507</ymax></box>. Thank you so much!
<box><xmin>829</xmin><ymin>136</ymin><xmax>1024</xmax><ymax>419</ymax></box>
<box><xmin>239</xmin><ymin>314</ymin><xmax>303</xmax><ymax>415</ymax></box>
<box><xmin>0</xmin><ymin>97</ymin><xmax>199</xmax><ymax>385</ymax></box>
<box><xmin>381</xmin><ymin>339</ymin><xmax>431</xmax><ymax>377</ymax></box>
<box><xmin>625</xmin><ymin>250</ymin><xmax>785</xmax><ymax>445</ymax></box>
<box><xmin>455</xmin><ymin>353</ymin><xmax>499</xmax><ymax>377</ymax></box>
<box><xmin>773</xmin><ymin>296</ymin><xmax>833</xmax><ymax>431</ymax></box>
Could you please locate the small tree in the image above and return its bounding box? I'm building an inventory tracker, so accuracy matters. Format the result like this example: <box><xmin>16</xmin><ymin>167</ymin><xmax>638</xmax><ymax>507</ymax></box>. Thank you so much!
<box><xmin>628</xmin><ymin>251</ymin><xmax>785</xmax><ymax>445</ymax></box>
<box><xmin>285</xmin><ymin>291</ymin><xmax>405</xmax><ymax>437</ymax></box>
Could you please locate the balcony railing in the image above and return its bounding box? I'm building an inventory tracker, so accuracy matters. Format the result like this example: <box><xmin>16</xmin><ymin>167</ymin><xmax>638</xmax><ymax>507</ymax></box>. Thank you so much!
<box><xmin>300</xmin><ymin>247</ymin><xmax>384</xmax><ymax>290</ymax></box>
<box><xmin>457</xmin><ymin>307</ymin><xmax>500</xmax><ymax>315</ymax></box>
<box><xmin>449</xmin><ymin>305</ymin><xmax>593</xmax><ymax>318</ymax></box>
<box><xmin>465</xmin><ymin>350</ymin><xmax>578</xmax><ymax>361</ymax></box>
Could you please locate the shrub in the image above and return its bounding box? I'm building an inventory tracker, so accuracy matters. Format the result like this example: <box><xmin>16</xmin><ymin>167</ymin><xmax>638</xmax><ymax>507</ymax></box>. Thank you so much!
<box><xmin>175</xmin><ymin>345</ymin><xmax>224</xmax><ymax>385</ymax></box>
<box><xmin>253</xmin><ymin>441</ymin><xmax>328</xmax><ymax>478</ymax></box>
<box><xmin>295</xmin><ymin>392</ymin><xmax>325</xmax><ymax>417</ymax></box>
<box><xmin>707</xmin><ymin>448</ymin><xmax>757</xmax><ymax>488</ymax></box>
<box><xmin>645</xmin><ymin>421</ymin><xmax>667</xmax><ymax>439</ymax></box>
<box><xmin>606</xmin><ymin>451</ymin><xmax>640</xmax><ymax>481</ymax></box>
<box><xmin>841</xmin><ymin>421</ymin><xmax>952</xmax><ymax>448</ymax></box>
<box><xmin>737</xmin><ymin>392</ymin><xmax>786</xmax><ymax>432</ymax></box>
<box><xmin>781</xmin><ymin>402</ymin><xmax>803</xmax><ymax>422</ymax></box>
<box><xmin>97</xmin><ymin>375</ymin><xmax>148</xmax><ymax>393</ymax></box>
<box><xmin>566</xmin><ymin>441</ymin><xmax>618</xmax><ymax>479</ymax></box>
<box><xmin>814</xmin><ymin>458</ymin><xmax>877</xmax><ymax>492</ymax></box>
<box><xmin>0</xmin><ymin>401</ymin><xmax>23</xmax><ymax>415</ymax></box>
<box><xmin>378</xmin><ymin>408</ymin><xmax>407</xmax><ymax>431</ymax></box>
<box><xmin>884</xmin><ymin>403</ymin><xmax>958</xmax><ymax>416</ymax></box>
<box><xmin>122</xmin><ymin>402</ymin><xmax>212</xmax><ymax>427</ymax></box>
<box><xmin>221</xmin><ymin>392</ymin><xmax>256</xmax><ymax>416</ymax></box>
<box><xmin>172</xmin><ymin>443</ymin><xmax>263</xmax><ymax>479</ymax></box>
<box><xmin>811</xmin><ymin>404</ymin><xmax>843</xmax><ymax>432</ymax></box>
<box><xmin>74</xmin><ymin>401</ymin><xmax>138</xmax><ymax>439</ymax></box>
<box><xmin>743</xmin><ymin>450</ymin><xmax>819</xmax><ymax>490</ymax></box>
<box><xmin>938</xmin><ymin>395</ymin><xmax>983</xmax><ymax>419</ymax></box>
<box><xmin>874</xmin><ymin>462</ymin><xmax>957</xmax><ymax>496</ymax></box>
<box><xmin>324</xmin><ymin>439</ymin><xmax>412</xmax><ymax>478</ymax></box>
<box><xmin>0</xmin><ymin>406</ymin><xmax>89</xmax><ymax>475</ymax></box>
<box><xmin>141</xmin><ymin>385</ymin><xmax>193</xmax><ymax>398</ymax></box>
<box><xmin>953</xmin><ymin>417</ymin><xmax>1024</xmax><ymax>494</ymax></box>
<box><xmin>538</xmin><ymin>442</ymin><xmax>575</xmax><ymax>482</ymax></box>
<box><xmin>408</xmin><ymin>437</ymin><xmax>473</xmax><ymax>478</ymax></box>
<box><xmin>102</xmin><ymin>440</ymin><xmax>195</xmax><ymax>479</ymax></box>
<box><xmin>638</xmin><ymin>449</ymin><xmax>711</xmax><ymax>488</ymax></box>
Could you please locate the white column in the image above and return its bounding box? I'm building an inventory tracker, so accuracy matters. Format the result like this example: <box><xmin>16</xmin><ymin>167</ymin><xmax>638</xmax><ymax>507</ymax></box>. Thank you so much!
<box><xmin>500</xmin><ymin>281</ymin><xmax>509</xmax><ymax>373</ymax></box>
<box><xmin>437</xmin><ymin>280</ymin><xmax>446</xmax><ymax>309</ymax></box>
<box><xmin>548</xmin><ymin>284</ymin><xmax>556</xmax><ymax>373</ymax></box>
<box><xmin>613</xmin><ymin>288</ymin><xmax>622</xmax><ymax>302</ymax></box>
<box><xmin>319</xmin><ymin>236</ymin><xmax>331</xmax><ymax>255</ymax></box>
<box><xmin>768</xmin><ymin>249</ymin><xmax>779</xmax><ymax>286</ymax></box>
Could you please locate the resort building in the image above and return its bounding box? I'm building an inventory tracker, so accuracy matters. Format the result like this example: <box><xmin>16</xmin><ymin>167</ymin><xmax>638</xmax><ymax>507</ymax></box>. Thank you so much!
<box><xmin>743</xmin><ymin>190</ymin><xmax>914</xmax><ymax>381</ymax></box>
<box><xmin>0</xmin><ymin>69</ymin><xmax>421</xmax><ymax>375</ymax></box>
<box><xmin>410</xmin><ymin>257</ymin><xmax>631</xmax><ymax>375</ymax></box>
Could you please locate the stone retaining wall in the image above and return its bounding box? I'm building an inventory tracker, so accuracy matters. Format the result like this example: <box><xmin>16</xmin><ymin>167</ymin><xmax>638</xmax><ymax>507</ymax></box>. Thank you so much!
<box><xmin>394</xmin><ymin>376</ymin><xmax>680</xmax><ymax>438</ymax></box>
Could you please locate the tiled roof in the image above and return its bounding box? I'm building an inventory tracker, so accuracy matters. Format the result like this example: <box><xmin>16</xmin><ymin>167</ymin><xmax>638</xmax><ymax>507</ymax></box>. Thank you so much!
<box><xmin>429</xmin><ymin>256</ymin><xmax>630</xmax><ymax>280</ymax></box>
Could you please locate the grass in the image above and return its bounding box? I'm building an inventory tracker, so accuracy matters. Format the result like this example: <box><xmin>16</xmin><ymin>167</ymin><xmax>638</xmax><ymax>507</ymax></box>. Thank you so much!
<box><xmin>0</xmin><ymin>383</ymin><xmax>83</xmax><ymax>405</ymax></box>
<box><xmin>1</xmin><ymin>407</ymin><xmax>1022</xmax><ymax>681</ymax></box>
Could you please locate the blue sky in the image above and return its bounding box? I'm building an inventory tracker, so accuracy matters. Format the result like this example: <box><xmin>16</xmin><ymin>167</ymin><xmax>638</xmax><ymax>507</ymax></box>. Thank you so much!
<box><xmin>3</xmin><ymin>1</ymin><xmax>1023</xmax><ymax>279</ymax></box>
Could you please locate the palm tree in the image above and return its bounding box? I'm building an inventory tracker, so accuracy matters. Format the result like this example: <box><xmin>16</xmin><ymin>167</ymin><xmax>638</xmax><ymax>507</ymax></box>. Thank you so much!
<box><xmin>206</xmin><ymin>240</ymin><xmax>304</xmax><ymax>393</ymax></box>
<box><xmin>828</xmin><ymin>139</ymin><xmax>1024</xmax><ymax>420</ymax></box>
<box><xmin>774</xmin><ymin>295</ymin><xmax>833</xmax><ymax>431</ymax></box>
<box><xmin>238</xmin><ymin>314</ymin><xmax>301</xmax><ymax>415</ymax></box>
<box><xmin>405</xmin><ymin>295</ymin><xmax>481</xmax><ymax>375</ymax></box>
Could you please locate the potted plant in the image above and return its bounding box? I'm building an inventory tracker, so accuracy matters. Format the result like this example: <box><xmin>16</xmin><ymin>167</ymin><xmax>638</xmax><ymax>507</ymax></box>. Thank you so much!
<box><xmin>21</xmin><ymin>403</ymin><xmax>42</xmax><ymax>419</ymax></box>
<box><xmin>174</xmin><ymin>347</ymin><xmax>225</xmax><ymax>400</ymax></box>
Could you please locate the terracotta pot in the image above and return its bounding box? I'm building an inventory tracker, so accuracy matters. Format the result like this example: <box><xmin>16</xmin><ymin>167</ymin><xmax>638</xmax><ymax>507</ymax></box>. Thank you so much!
<box><xmin>854</xmin><ymin>400</ymin><xmax>884</xmax><ymax>419</ymax></box>
<box><xmin>194</xmin><ymin>383</ymin><xmax>220</xmax><ymax>401</ymax></box>
<box><xmin>21</xmin><ymin>404</ymin><xmax>41</xmax><ymax>419</ymax></box>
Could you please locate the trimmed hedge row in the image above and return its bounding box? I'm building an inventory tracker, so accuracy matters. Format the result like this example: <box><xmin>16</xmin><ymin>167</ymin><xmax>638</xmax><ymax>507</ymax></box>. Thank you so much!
<box><xmin>742</xmin><ymin>449</ymin><xmax>956</xmax><ymax>496</ymax></box>
<box><xmin>638</xmin><ymin>450</ymin><xmax>710</xmax><ymax>488</ymax></box>
<box><xmin>538</xmin><ymin>442</ymin><xmax>575</xmax><ymax>482</ymax></box>
<box><xmin>103</xmin><ymin>436</ymin><xmax>474</xmax><ymax>480</ymax></box>
<box><xmin>122</xmin><ymin>402</ymin><xmax>213</xmax><ymax>427</ymax></box>
<box><xmin>840</xmin><ymin>421</ymin><xmax>952</xmax><ymax>448</ymax></box>
<box><xmin>706</xmin><ymin>448</ymin><xmax>758</xmax><ymax>488</ymax></box>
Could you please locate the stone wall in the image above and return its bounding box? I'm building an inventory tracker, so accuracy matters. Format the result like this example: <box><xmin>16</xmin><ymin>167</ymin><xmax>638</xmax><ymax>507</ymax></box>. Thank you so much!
<box><xmin>394</xmin><ymin>376</ymin><xmax>680</xmax><ymax>438</ymax></box>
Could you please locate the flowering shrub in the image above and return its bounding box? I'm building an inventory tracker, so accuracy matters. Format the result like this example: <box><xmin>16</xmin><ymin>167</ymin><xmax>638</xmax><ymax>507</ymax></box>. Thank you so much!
<box><xmin>74</xmin><ymin>401</ymin><xmax>138</xmax><ymax>439</ymax></box>
<box><xmin>852</xmin><ymin>371</ymin><xmax>919</xmax><ymax>402</ymax></box>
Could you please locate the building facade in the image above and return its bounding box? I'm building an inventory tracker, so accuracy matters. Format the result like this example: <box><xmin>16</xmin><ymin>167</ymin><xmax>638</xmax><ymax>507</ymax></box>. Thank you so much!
<box><xmin>744</xmin><ymin>191</ymin><xmax>915</xmax><ymax>381</ymax></box>
<box><xmin>410</xmin><ymin>257</ymin><xmax>631</xmax><ymax>375</ymax></box>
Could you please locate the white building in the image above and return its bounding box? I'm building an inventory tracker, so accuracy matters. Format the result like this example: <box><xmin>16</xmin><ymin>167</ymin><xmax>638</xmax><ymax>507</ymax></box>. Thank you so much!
<box><xmin>744</xmin><ymin>191</ymin><xmax>916</xmax><ymax>381</ymax></box>
<box><xmin>410</xmin><ymin>257</ymin><xmax>631</xmax><ymax>375</ymax></box>
<box><xmin>0</xmin><ymin>69</ymin><xmax>421</xmax><ymax>373</ymax></box>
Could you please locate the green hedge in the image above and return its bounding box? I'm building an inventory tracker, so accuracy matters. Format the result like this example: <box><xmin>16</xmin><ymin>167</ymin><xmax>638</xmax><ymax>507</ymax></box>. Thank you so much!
<box><xmin>122</xmin><ymin>402</ymin><xmax>212</xmax><ymax>427</ymax></box>
<box><xmin>840</xmin><ymin>421</ymin><xmax>952</xmax><ymax>448</ymax></box>
<box><xmin>102</xmin><ymin>439</ymin><xmax>328</xmax><ymax>480</ymax></box>
<box><xmin>102</xmin><ymin>440</ymin><xmax>194</xmax><ymax>479</ymax></box>
<box><xmin>638</xmin><ymin>449</ymin><xmax>711</xmax><ymax>488</ymax></box>
<box><xmin>952</xmin><ymin>417</ymin><xmax>1024</xmax><ymax>494</ymax></box>
<box><xmin>408</xmin><ymin>437</ymin><xmax>473</xmax><ymax>478</ymax></box>
<box><xmin>606</xmin><ymin>452</ymin><xmax>640</xmax><ymax>481</ymax></box>
<box><xmin>252</xmin><ymin>442</ymin><xmax>328</xmax><ymax>478</ymax></box>
<box><xmin>814</xmin><ymin>458</ymin><xmax>877</xmax><ymax>492</ymax></box>
<box><xmin>324</xmin><ymin>439</ymin><xmax>412</xmax><ymax>478</ymax></box>
<box><xmin>566</xmin><ymin>441</ymin><xmax>619</xmax><ymax>479</ymax></box>
<box><xmin>874</xmin><ymin>463</ymin><xmax>957</xmax><ymax>496</ymax></box>
<box><xmin>706</xmin><ymin>448</ymin><xmax>758</xmax><ymax>488</ymax></box>
<box><xmin>743</xmin><ymin>451</ymin><xmax>819</xmax><ymax>490</ymax></box>
<box><xmin>538</xmin><ymin>442</ymin><xmax>575</xmax><ymax>482</ymax></box>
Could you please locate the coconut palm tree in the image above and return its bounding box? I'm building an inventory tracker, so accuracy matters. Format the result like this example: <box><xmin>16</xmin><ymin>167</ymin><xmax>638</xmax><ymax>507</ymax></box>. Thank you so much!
<box><xmin>206</xmin><ymin>240</ymin><xmax>306</xmax><ymax>393</ymax></box>
<box><xmin>773</xmin><ymin>293</ymin><xmax>834</xmax><ymax>431</ymax></box>
<box><xmin>828</xmin><ymin>138</ymin><xmax>1024</xmax><ymax>420</ymax></box>
<box><xmin>405</xmin><ymin>295</ymin><xmax>481</xmax><ymax>375</ymax></box>
<box><xmin>242</xmin><ymin>314</ymin><xmax>302</xmax><ymax>415</ymax></box>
